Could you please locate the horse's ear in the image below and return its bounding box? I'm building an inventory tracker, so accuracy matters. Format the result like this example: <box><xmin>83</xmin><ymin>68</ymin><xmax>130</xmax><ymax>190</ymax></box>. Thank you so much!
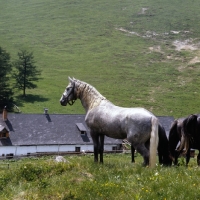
<box><xmin>68</xmin><ymin>77</ymin><xmax>73</xmax><ymax>83</ymax></box>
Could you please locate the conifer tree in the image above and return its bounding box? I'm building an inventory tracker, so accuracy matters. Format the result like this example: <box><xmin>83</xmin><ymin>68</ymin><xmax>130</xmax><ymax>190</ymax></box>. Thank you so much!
<box><xmin>0</xmin><ymin>47</ymin><xmax>13</xmax><ymax>111</ymax></box>
<box><xmin>13</xmin><ymin>50</ymin><xmax>41</xmax><ymax>97</ymax></box>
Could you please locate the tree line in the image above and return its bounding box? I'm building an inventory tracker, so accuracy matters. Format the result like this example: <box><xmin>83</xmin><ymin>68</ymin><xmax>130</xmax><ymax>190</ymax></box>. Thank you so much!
<box><xmin>0</xmin><ymin>47</ymin><xmax>41</xmax><ymax>111</ymax></box>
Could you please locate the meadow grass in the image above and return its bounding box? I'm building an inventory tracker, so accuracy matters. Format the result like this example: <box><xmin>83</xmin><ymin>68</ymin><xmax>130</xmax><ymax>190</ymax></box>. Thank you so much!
<box><xmin>0</xmin><ymin>154</ymin><xmax>200</xmax><ymax>200</ymax></box>
<box><xmin>1</xmin><ymin>0</ymin><xmax>200</xmax><ymax>117</ymax></box>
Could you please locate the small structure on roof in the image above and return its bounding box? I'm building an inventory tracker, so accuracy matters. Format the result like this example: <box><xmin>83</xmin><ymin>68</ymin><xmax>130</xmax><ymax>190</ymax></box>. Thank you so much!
<box><xmin>0</xmin><ymin>125</ymin><xmax>9</xmax><ymax>139</ymax></box>
<box><xmin>76</xmin><ymin>123</ymin><xmax>87</xmax><ymax>135</ymax></box>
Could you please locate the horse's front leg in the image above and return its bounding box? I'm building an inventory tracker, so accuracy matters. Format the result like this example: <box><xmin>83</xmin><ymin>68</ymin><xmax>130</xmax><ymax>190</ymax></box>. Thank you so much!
<box><xmin>91</xmin><ymin>132</ymin><xmax>99</xmax><ymax>162</ymax></box>
<box><xmin>186</xmin><ymin>149</ymin><xmax>191</xmax><ymax>166</ymax></box>
<box><xmin>131</xmin><ymin>145</ymin><xmax>135</xmax><ymax>163</ymax></box>
<box><xmin>174</xmin><ymin>149</ymin><xmax>181</xmax><ymax>165</ymax></box>
<box><xmin>99</xmin><ymin>135</ymin><xmax>105</xmax><ymax>163</ymax></box>
<box><xmin>197</xmin><ymin>150</ymin><xmax>200</xmax><ymax>166</ymax></box>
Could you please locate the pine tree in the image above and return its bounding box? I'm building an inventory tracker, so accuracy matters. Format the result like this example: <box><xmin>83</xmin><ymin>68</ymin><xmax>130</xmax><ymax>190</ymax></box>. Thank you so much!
<box><xmin>13</xmin><ymin>50</ymin><xmax>41</xmax><ymax>97</ymax></box>
<box><xmin>0</xmin><ymin>47</ymin><xmax>13</xmax><ymax>111</ymax></box>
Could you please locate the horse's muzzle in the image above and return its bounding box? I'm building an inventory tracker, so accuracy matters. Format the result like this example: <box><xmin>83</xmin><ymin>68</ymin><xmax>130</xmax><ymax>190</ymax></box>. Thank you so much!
<box><xmin>60</xmin><ymin>100</ymin><xmax>67</xmax><ymax>106</ymax></box>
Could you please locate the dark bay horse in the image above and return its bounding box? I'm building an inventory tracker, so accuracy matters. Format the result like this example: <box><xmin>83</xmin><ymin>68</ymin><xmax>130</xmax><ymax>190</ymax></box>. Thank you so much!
<box><xmin>60</xmin><ymin>77</ymin><xmax>171</xmax><ymax>167</ymax></box>
<box><xmin>169</xmin><ymin>114</ymin><xmax>200</xmax><ymax>166</ymax></box>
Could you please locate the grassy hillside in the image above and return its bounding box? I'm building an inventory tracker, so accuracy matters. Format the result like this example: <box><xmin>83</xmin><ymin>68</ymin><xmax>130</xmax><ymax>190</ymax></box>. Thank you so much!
<box><xmin>1</xmin><ymin>0</ymin><xmax>200</xmax><ymax>117</ymax></box>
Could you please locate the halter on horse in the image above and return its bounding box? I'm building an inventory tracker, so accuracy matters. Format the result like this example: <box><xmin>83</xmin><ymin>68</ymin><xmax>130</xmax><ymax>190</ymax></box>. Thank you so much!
<box><xmin>169</xmin><ymin>114</ymin><xmax>200</xmax><ymax>166</ymax></box>
<box><xmin>60</xmin><ymin>77</ymin><xmax>171</xmax><ymax>167</ymax></box>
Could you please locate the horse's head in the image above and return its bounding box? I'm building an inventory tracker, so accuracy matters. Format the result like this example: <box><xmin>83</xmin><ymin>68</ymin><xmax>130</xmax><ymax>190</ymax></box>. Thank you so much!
<box><xmin>60</xmin><ymin>77</ymin><xmax>77</xmax><ymax>106</ymax></box>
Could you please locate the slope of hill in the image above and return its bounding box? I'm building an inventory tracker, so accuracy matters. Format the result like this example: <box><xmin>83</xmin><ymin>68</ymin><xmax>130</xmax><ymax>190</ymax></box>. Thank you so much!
<box><xmin>1</xmin><ymin>0</ymin><xmax>200</xmax><ymax>117</ymax></box>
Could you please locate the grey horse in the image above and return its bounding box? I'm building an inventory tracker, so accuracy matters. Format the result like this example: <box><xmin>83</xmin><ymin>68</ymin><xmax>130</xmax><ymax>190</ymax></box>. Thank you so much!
<box><xmin>60</xmin><ymin>77</ymin><xmax>169</xmax><ymax>168</ymax></box>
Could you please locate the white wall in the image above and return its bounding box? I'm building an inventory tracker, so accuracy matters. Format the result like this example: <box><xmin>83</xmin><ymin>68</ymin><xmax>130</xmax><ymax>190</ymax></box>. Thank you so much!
<box><xmin>16</xmin><ymin>146</ymin><xmax>37</xmax><ymax>155</ymax></box>
<box><xmin>0</xmin><ymin>146</ymin><xmax>17</xmax><ymax>155</ymax></box>
<box><xmin>0</xmin><ymin>144</ymin><xmax>118</xmax><ymax>157</ymax></box>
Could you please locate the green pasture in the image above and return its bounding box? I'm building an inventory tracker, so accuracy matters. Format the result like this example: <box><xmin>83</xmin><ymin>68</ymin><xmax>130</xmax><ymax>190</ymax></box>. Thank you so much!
<box><xmin>0</xmin><ymin>154</ymin><xmax>200</xmax><ymax>200</ymax></box>
<box><xmin>1</xmin><ymin>0</ymin><xmax>200</xmax><ymax>117</ymax></box>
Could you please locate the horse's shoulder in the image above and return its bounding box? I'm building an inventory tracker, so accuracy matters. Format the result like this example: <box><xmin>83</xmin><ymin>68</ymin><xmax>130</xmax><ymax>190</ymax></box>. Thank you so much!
<box><xmin>85</xmin><ymin>107</ymin><xmax>101</xmax><ymax>122</ymax></box>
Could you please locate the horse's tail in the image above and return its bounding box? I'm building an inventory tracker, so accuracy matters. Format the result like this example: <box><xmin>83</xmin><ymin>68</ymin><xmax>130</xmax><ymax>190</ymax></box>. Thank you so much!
<box><xmin>149</xmin><ymin>116</ymin><xmax>159</xmax><ymax>168</ymax></box>
<box><xmin>157</xmin><ymin>124</ymin><xmax>172</xmax><ymax>166</ymax></box>
<box><xmin>178</xmin><ymin>135</ymin><xmax>188</xmax><ymax>153</ymax></box>
<box><xmin>178</xmin><ymin>114</ymin><xmax>197</xmax><ymax>153</ymax></box>
<box><xmin>168</xmin><ymin>120</ymin><xmax>179</xmax><ymax>161</ymax></box>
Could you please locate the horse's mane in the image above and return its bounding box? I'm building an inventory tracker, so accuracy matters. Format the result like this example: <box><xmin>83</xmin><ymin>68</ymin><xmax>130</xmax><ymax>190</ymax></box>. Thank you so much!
<box><xmin>74</xmin><ymin>78</ymin><xmax>106</xmax><ymax>99</ymax></box>
<box><xmin>73</xmin><ymin>78</ymin><xmax>108</xmax><ymax>110</ymax></box>
<box><xmin>183</xmin><ymin>114</ymin><xmax>197</xmax><ymax>136</ymax></box>
<box><xmin>178</xmin><ymin>114</ymin><xmax>198</xmax><ymax>153</ymax></box>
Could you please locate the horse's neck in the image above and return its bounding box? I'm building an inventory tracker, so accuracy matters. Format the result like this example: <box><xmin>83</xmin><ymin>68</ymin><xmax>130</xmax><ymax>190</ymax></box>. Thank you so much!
<box><xmin>77</xmin><ymin>81</ymin><xmax>106</xmax><ymax>111</ymax></box>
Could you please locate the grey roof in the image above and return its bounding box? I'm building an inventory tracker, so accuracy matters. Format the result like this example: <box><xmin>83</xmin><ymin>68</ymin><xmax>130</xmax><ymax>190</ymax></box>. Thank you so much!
<box><xmin>0</xmin><ymin>113</ymin><xmax>122</xmax><ymax>146</ymax></box>
<box><xmin>0</xmin><ymin>113</ymin><xmax>174</xmax><ymax>146</ymax></box>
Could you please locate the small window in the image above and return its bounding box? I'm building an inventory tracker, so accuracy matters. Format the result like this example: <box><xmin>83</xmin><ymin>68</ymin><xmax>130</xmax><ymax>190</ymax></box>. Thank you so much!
<box><xmin>80</xmin><ymin>131</ymin><xmax>85</xmax><ymax>135</ymax></box>
<box><xmin>75</xmin><ymin>147</ymin><xmax>81</xmax><ymax>152</ymax></box>
<box><xmin>112</xmin><ymin>146</ymin><xmax>117</xmax><ymax>152</ymax></box>
<box><xmin>0</xmin><ymin>132</ymin><xmax>9</xmax><ymax>139</ymax></box>
<box><xmin>6</xmin><ymin>153</ymin><xmax>13</xmax><ymax>159</ymax></box>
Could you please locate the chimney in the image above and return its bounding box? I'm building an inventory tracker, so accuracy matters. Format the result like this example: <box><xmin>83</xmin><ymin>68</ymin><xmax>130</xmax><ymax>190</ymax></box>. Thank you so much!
<box><xmin>44</xmin><ymin>108</ymin><xmax>48</xmax><ymax>114</ymax></box>
<box><xmin>3</xmin><ymin>106</ymin><xmax>7</xmax><ymax>121</ymax></box>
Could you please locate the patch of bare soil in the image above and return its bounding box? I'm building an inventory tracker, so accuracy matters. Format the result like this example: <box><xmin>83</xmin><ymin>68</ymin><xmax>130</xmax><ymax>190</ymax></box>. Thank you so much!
<box><xmin>173</xmin><ymin>39</ymin><xmax>198</xmax><ymax>51</ymax></box>
<box><xmin>116</xmin><ymin>28</ymin><xmax>163</xmax><ymax>38</ymax></box>
<box><xmin>189</xmin><ymin>56</ymin><xmax>200</xmax><ymax>64</ymax></box>
<box><xmin>177</xmin><ymin>75</ymin><xmax>193</xmax><ymax>87</ymax></box>
<box><xmin>177</xmin><ymin>65</ymin><xmax>186</xmax><ymax>72</ymax></box>
<box><xmin>177</xmin><ymin>54</ymin><xmax>200</xmax><ymax>72</ymax></box>
<box><xmin>116</xmin><ymin>24</ymin><xmax>200</xmax><ymax>65</ymax></box>
<box><xmin>116</xmin><ymin>27</ymin><xmax>140</xmax><ymax>36</ymax></box>
<box><xmin>138</xmin><ymin>8</ymin><xmax>149</xmax><ymax>15</ymax></box>
<box><xmin>149</xmin><ymin>46</ymin><xmax>162</xmax><ymax>53</ymax></box>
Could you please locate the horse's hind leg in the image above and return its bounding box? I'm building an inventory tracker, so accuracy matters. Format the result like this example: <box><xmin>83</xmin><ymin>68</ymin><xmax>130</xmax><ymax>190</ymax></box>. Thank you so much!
<box><xmin>174</xmin><ymin>150</ymin><xmax>181</xmax><ymax>165</ymax></box>
<box><xmin>99</xmin><ymin>135</ymin><xmax>105</xmax><ymax>163</ymax></box>
<box><xmin>197</xmin><ymin>150</ymin><xmax>200</xmax><ymax>166</ymax></box>
<box><xmin>91</xmin><ymin>132</ymin><xmax>99</xmax><ymax>162</ymax></box>
<box><xmin>134</xmin><ymin>143</ymin><xmax>149</xmax><ymax>166</ymax></box>
<box><xmin>131</xmin><ymin>145</ymin><xmax>135</xmax><ymax>163</ymax></box>
<box><xmin>174</xmin><ymin>148</ymin><xmax>185</xmax><ymax>166</ymax></box>
<box><xmin>186</xmin><ymin>149</ymin><xmax>191</xmax><ymax>166</ymax></box>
